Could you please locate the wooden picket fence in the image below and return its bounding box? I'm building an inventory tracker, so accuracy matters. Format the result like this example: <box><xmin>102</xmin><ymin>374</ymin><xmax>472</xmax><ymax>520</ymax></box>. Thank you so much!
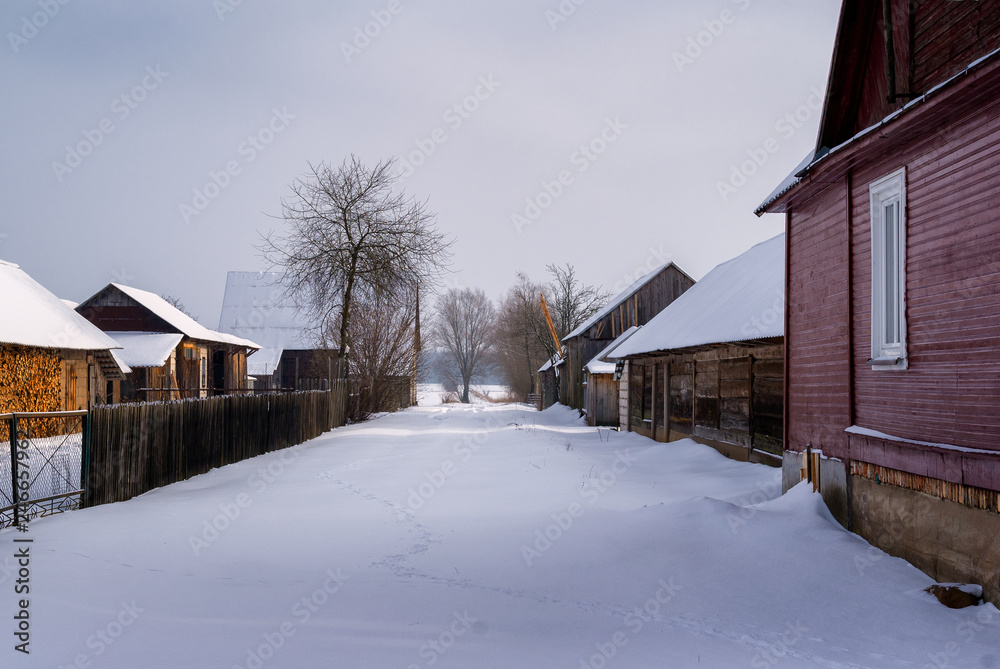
<box><xmin>86</xmin><ymin>382</ymin><xmax>347</xmax><ymax>507</ymax></box>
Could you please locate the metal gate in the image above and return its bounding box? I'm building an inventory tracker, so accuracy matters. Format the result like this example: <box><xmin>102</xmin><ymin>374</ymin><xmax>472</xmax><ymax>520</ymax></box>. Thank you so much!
<box><xmin>0</xmin><ymin>410</ymin><xmax>88</xmax><ymax>529</ymax></box>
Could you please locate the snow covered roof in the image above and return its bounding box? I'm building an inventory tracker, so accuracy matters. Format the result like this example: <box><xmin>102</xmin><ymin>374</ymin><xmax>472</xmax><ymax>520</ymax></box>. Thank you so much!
<box><xmin>537</xmin><ymin>354</ymin><xmax>562</xmax><ymax>374</ymax></box>
<box><xmin>0</xmin><ymin>260</ymin><xmax>122</xmax><ymax>352</ymax></box>
<box><xmin>217</xmin><ymin>271</ymin><xmax>315</xmax><ymax>352</ymax></box>
<box><xmin>107</xmin><ymin>283</ymin><xmax>259</xmax><ymax>350</ymax></box>
<box><xmin>562</xmin><ymin>262</ymin><xmax>689</xmax><ymax>342</ymax></box>
<box><xmin>107</xmin><ymin>332</ymin><xmax>184</xmax><ymax>368</ymax></box>
<box><xmin>585</xmin><ymin>326</ymin><xmax>640</xmax><ymax>375</ymax></box>
<box><xmin>612</xmin><ymin>234</ymin><xmax>784</xmax><ymax>358</ymax></box>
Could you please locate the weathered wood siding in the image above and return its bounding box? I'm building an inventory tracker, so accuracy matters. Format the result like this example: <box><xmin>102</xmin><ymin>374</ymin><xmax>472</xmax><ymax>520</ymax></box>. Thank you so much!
<box><xmin>561</xmin><ymin>264</ymin><xmax>694</xmax><ymax>410</ymax></box>
<box><xmin>585</xmin><ymin>373</ymin><xmax>619</xmax><ymax>426</ymax></box>
<box><xmin>626</xmin><ymin>343</ymin><xmax>783</xmax><ymax>459</ymax></box>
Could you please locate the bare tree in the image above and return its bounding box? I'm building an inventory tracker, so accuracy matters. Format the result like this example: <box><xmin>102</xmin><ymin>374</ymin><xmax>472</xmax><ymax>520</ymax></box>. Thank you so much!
<box><xmin>546</xmin><ymin>263</ymin><xmax>611</xmax><ymax>337</ymax></box>
<box><xmin>494</xmin><ymin>273</ymin><xmax>553</xmax><ymax>400</ymax></box>
<box><xmin>432</xmin><ymin>287</ymin><xmax>496</xmax><ymax>403</ymax></box>
<box><xmin>161</xmin><ymin>295</ymin><xmax>198</xmax><ymax>321</ymax></box>
<box><xmin>259</xmin><ymin>156</ymin><xmax>451</xmax><ymax>377</ymax></box>
<box><xmin>315</xmin><ymin>283</ymin><xmax>417</xmax><ymax>420</ymax></box>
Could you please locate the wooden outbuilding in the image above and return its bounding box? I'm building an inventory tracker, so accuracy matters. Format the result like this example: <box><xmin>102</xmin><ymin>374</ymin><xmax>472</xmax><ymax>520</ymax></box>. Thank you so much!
<box><xmin>581</xmin><ymin>326</ymin><xmax>639</xmax><ymax>427</ymax></box>
<box><xmin>560</xmin><ymin>262</ymin><xmax>694</xmax><ymax>412</ymax></box>
<box><xmin>756</xmin><ymin>0</ymin><xmax>1000</xmax><ymax>601</ymax></box>
<box><xmin>77</xmin><ymin>283</ymin><xmax>258</xmax><ymax>402</ymax></box>
<box><xmin>611</xmin><ymin>236</ymin><xmax>784</xmax><ymax>463</ymax></box>
<box><xmin>535</xmin><ymin>355</ymin><xmax>560</xmax><ymax>410</ymax></box>
<box><xmin>0</xmin><ymin>260</ymin><xmax>128</xmax><ymax>412</ymax></box>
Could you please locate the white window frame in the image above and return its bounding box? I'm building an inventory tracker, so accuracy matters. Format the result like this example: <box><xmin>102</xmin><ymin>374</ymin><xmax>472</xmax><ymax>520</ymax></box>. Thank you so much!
<box><xmin>869</xmin><ymin>167</ymin><xmax>907</xmax><ymax>371</ymax></box>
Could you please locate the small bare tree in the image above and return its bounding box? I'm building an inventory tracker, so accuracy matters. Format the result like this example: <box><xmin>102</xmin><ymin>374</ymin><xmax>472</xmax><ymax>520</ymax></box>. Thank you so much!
<box><xmin>315</xmin><ymin>283</ymin><xmax>417</xmax><ymax>420</ymax></box>
<box><xmin>546</xmin><ymin>263</ymin><xmax>611</xmax><ymax>337</ymax></box>
<box><xmin>432</xmin><ymin>287</ymin><xmax>496</xmax><ymax>403</ymax></box>
<box><xmin>259</xmin><ymin>156</ymin><xmax>451</xmax><ymax>377</ymax></box>
<box><xmin>494</xmin><ymin>273</ymin><xmax>553</xmax><ymax>400</ymax></box>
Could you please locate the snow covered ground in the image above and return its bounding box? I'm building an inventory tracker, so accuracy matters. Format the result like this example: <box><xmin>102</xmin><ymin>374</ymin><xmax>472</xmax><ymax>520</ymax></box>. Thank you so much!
<box><xmin>417</xmin><ymin>383</ymin><xmax>516</xmax><ymax>406</ymax></box>
<box><xmin>1</xmin><ymin>403</ymin><xmax>997</xmax><ymax>668</ymax></box>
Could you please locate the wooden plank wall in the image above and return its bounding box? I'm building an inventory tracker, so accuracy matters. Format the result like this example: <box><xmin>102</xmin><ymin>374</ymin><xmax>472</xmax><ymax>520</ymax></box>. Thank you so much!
<box><xmin>627</xmin><ymin>343</ymin><xmax>783</xmax><ymax>457</ymax></box>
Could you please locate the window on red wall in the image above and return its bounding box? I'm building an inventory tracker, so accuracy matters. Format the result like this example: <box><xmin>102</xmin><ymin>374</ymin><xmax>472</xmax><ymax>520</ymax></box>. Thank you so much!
<box><xmin>869</xmin><ymin>167</ymin><xmax>908</xmax><ymax>370</ymax></box>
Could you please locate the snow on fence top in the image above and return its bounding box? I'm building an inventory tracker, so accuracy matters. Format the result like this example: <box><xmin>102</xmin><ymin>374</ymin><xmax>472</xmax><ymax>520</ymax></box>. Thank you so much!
<box><xmin>611</xmin><ymin>234</ymin><xmax>785</xmax><ymax>358</ymax></box>
<box><xmin>0</xmin><ymin>260</ymin><xmax>122</xmax><ymax>351</ymax></box>
<box><xmin>111</xmin><ymin>283</ymin><xmax>259</xmax><ymax>350</ymax></box>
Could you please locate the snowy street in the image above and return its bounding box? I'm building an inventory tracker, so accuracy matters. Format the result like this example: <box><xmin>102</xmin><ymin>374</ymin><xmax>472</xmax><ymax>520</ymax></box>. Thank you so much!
<box><xmin>3</xmin><ymin>403</ymin><xmax>998</xmax><ymax>668</ymax></box>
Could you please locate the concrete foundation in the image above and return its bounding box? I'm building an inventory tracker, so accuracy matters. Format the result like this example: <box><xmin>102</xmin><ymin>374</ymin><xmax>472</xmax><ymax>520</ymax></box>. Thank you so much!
<box><xmin>851</xmin><ymin>476</ymin><xmax>1000</xmax><ymax>605</ymax></box>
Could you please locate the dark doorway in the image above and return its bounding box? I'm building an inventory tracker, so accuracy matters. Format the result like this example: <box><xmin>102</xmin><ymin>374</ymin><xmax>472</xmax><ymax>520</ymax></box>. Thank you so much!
<box><xmin>212</xmin><ymin>350</ymin><xmax>225</xmax><ymax>395</ymax></box>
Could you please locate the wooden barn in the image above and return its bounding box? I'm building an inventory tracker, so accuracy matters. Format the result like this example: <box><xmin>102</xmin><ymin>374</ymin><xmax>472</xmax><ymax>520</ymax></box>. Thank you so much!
<box><xmin>560</xmin><ymin>262</ymin><xmax>694</xmax><ymax>412</ymax></box>
<box><xmin>0</xmin><ymin>261</ymin><xmax>128</xmax><ymax>412</ymax></box>
<box><xmin>77</xmin><ymin>283</ymin><xmax>258</xmax><ymax>402</ymax></box>
<box><xmin>611</xmin><ymin>236</ymin><xmax>784</xmax><ymax>463</ymax></box>
<box><xmin>756</xmin><ymin>0</ymin><xmax>1000</xmax><ymax>601</ymax></box>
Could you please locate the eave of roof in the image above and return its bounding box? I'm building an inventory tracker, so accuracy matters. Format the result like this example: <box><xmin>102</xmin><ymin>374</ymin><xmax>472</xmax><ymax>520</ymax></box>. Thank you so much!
<box><xmin>756</xmin><ymin>44</ymin><xmax>1000</xmax><ymax>216</ymax></box>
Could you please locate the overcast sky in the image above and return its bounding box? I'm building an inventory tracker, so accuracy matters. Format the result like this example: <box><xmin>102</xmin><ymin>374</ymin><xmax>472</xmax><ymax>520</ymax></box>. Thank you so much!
<box><xmin>1</xmin><ymin>0</ymin><xmax>841</xmax><ymax>325</ymax></box>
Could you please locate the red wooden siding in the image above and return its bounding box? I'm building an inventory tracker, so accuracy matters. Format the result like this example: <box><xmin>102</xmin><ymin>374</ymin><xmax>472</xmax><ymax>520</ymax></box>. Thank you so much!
<box><xmin>849</xmin><ymin>90</ymin><xmax>1000</xmax><ymax>452</ymax></box>
<box><xmin>820</xmin><ymin>0</ymin><xmax>1000</xmax><ymax>150</ymax></box>
<box><xmin>786</xmin><ymin>184</ymin><xmax>852</xmax><ymax>461</ymax></box>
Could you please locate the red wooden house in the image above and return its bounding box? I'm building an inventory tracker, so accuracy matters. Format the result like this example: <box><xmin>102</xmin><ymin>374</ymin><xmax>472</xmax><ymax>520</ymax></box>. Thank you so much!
<box><xmin>757</xmin><ymin>0</ymin><xmax>1000</xmax><ymax>601</ymax></box>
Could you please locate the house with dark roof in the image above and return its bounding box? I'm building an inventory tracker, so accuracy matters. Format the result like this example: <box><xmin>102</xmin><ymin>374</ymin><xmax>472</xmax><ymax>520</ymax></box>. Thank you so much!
<box><xmin>0</xmin><ymin>261</ymin><xmax>128</xmax><ymax>412</ymax></box>
<box><xmin>756</xmin><ymin>0</ymin><xmax>1000</xmax><ymax>602</ymax></box>
<box><xmin>77</xmin><ymin>283</ymin><xmax>258</xmax><ymax>401</ymax></box>
<box><xmin>560</xmin><ymin>262</ymin><xmax>694</xmax><ymax>414</ymax></box>
<box><xmin>611</xmin><ymin>235</ymin><xmax>784</xmax><ymax>463</ymax></box>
